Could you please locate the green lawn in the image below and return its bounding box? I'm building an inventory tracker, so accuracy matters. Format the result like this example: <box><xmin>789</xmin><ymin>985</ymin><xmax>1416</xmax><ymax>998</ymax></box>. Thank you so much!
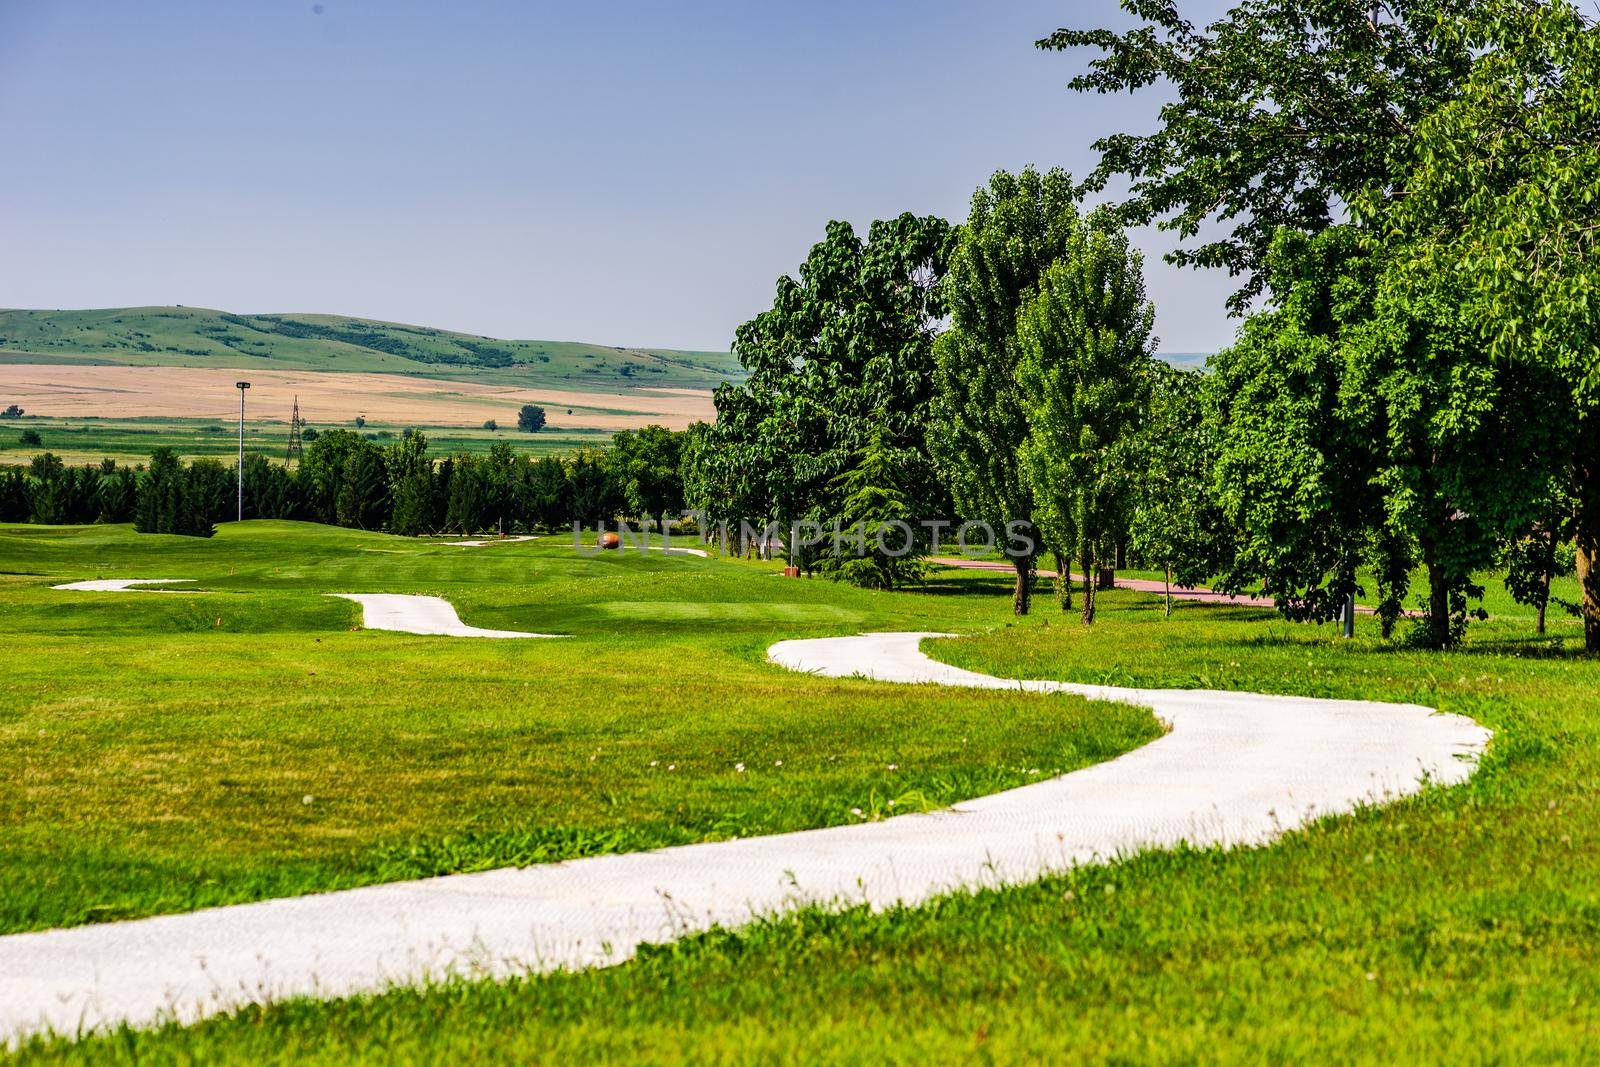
<box><xmin>0</xmin><ymin>522</ymin><xmax>1156</xmax><ymax>937</ymax></box>
<box><xmin>5</xmin><ymin>522</ymin><xmax>1597</xmax><ymax>1063</ymax></box>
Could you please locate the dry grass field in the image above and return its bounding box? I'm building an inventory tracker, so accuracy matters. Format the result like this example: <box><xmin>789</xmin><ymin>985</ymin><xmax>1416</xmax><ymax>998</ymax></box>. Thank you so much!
<box><xmin>0</xmin><ymin>364</ymin><xmax>715</xmax><ymax>431</ymax></box>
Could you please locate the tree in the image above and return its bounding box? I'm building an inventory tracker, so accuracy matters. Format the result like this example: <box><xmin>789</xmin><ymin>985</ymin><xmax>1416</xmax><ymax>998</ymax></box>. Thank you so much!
<box><xmin>1382</xmin><ymin>0</ymin><xmax>1600</xmax><ymax>651</ymax></box>
<box><xmin>300</xmin><ymin>429</ymin><xmax>385</xmax><ymax>527</ymax></box>
<box><xmin>482</xmin><ymin>419</ymin><xmax>498</xmax><ymax>431</ymax></box>
<box><xmin>386</xmin><ymin>431</ymin><xmax>437</xmax><ymax>536</ymax></box>
<box><xmin>1209</xmin><ymin>228</ymin><xmax>1564</xmax><ymax>647</ymax></box>
<box><xmin>610</xmin><ymin>425</ymin><xmax>684</xmax><ymax>522</ymax></box>
<box><xmin>1040</xmin><ymin>0</ymin><xmax>1474</xmax><ymax>311</ymax></box>
<box><xmin>96</xmin><ymin>461</ymin><xmax>138</xmax><ymax>524</ymax></box>
<box><xmin>518</xmin><ymin>404</ymin><xmax>547</xmax><ymax>433</ymax></box>
<box><xmin>524</xmin><ymin>456</ymin><xmax>570</xmax><ymax>530</ymax></box>
<box><xmin>696</xmin><ymin>212</ymin><xmax>953</xmax><ymax>574</ymax></box>
<box><xmin>566</xmin><ymin>448</ymin><xmax>620</xmax><ymax>525</ymax></box>
<box><xmin>930</xmin><ymin>167</ymin><xmax>1082</xmax><ymax>614</ymax></box>
<box><xmin>1</xmin><ymin>404</ymin><xmax>23</xmax><ymax>418</ymax></box>
<box><xmin>354</xmin><ymin>416</ymin><xmax>366</xmax><ymax>429</ymax></box>
<box><xmin>1130</xmin><ymin>364</ymin><xmax>1228</xmax><ymax>617</ymax></box>
<box><xmin>0</xmin><ymin>467</ymin><xmax>27</xmax><ymax>521</ymax></box>
<box><xmin>26</xmin><ymin>453</ymin><xmax>67</xmax><ymax>524</ymax></box>
<box><xmin>18</xmin><ymin>429</ymin><xmax>41</xmax><ymax>447</ymax></box>
<box><xmin>134</xmin><ymin>448</ymin><xmax>214</xmax><ymax>537</ymax></box>
<box><xmin>819</xmin><ymin>426</ymin><xmax>926</xmax><ymax>590</ymax></box>
<box><xmin>1015</xmin><ymin>216</ymin><xmax>1156</xmax><ymax>625</ymax></box>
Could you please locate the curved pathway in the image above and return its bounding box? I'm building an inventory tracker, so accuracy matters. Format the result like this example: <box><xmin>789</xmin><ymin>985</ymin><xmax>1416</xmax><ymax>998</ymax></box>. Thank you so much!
<box><xmin>0</xmin><ymin>631</ymin><xmax>1486</xmax><ymax>1044</ymax></box>
<box><xmin>330</xmin><ymin>593</ymin><xmax>563</xmax><ymax>639</ymax></box>
<box><xmin>51</xmin><ymin>579</ymin><xmax>194</xmax><ymax>592</ymax></box>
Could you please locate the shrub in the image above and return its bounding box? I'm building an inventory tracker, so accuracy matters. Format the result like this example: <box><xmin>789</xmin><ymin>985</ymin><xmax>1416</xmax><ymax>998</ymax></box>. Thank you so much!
<box><xmin>18</xmin><ymin>429</ymin><xmax>42</xmax><ymax>447</ymax></box>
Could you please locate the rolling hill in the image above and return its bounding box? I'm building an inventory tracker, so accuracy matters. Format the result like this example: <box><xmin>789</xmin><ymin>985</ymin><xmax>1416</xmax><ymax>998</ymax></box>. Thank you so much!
<box><xmin>0</xmin><ymin>307</ymin><xmax>743</xmax><ymax>392</ymax></box>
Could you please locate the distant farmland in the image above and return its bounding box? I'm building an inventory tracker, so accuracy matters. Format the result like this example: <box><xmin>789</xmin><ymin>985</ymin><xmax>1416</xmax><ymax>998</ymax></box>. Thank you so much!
<box><xmin>0</xmin><ymin>306</ymin><xmax>738</xmax><ymax>463</ymax></box>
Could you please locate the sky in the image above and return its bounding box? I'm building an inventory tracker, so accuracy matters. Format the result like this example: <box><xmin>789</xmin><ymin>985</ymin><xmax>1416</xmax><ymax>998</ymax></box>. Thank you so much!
<box><xmin>0</xmin><ymin>0</ymin><xmax>1239</xmax><ymax>354</ymax></box>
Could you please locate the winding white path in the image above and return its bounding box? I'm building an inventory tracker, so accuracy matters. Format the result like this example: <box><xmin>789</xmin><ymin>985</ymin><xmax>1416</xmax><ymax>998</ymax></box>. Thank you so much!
<box><xmin>0</xmin><ymin>631</ymin><xmax>1487</xmax><ymax>1044</ymax></box>
<box><xmin>329</xmin><ymin>593</ymin><xmax>563</xmax><ymax>639</ymax></box>
<box><xmin>51</xmin><ymin>579</ymin><xmax>194</xmax><ymax>592</ymax></box>
<box><xmin>443</xmin><ymin>535</ymin><xmax>543</xmax><ymax>547</ymax></box>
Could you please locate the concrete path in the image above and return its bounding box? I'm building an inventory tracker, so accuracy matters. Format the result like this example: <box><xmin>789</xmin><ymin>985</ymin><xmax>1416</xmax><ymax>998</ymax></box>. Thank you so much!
<box><xmin>329</xmin><ymin>593</ymin><xmax>563</xmax><ymax>639</ymax></box>
<box><xmin>51</xmin><ymin>579</ymin><xmax>195</xmax><ymax>592</ymax></box>
<box><xmin>0</xmin><ymin>632</ymin><xmax>1487</xmax><ymax>1044</ymax></box>
<box><xmin>442</xmin><ymin>535</ymin><xmax>543</xmax><ymax>547</ymax></box>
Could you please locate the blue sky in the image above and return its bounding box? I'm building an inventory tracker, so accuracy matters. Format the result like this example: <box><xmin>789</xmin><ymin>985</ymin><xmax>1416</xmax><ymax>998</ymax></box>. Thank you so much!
<box><xmin>0</xmin><ymin>1</ymin><xmax>1237</xmax><ymax>353</ymax></box>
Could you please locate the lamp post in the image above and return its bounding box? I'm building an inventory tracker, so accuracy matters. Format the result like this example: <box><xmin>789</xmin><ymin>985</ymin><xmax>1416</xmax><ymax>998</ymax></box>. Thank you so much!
<box><xmin>235</xmin><ymin>381</ymin><xmax>251</xmax><ymax>522</ymax></box>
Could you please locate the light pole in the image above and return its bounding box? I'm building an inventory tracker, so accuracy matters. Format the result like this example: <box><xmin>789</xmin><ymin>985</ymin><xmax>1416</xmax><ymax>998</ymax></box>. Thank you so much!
<box><xmin>235</xmin><ymin>381</ymin><xmax>251</xmax><ymax>522</ymax></box>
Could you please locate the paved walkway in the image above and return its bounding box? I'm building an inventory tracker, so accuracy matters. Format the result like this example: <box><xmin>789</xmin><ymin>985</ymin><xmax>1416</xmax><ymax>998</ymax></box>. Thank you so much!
<box><xmin>0</xmin><ymin>630</ymin><xmax>1487</xmax><ymax>1044</ymax></box>
<box><xmin>329</xmin><ymin>593</ymin><xmax>564</xmax><ymax>639</ymax></box>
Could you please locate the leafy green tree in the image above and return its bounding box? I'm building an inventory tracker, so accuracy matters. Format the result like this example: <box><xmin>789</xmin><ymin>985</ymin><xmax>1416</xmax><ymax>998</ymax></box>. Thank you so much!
<box><xmin>566</xmin><ymin>448</ymin><xmax>620</xmax><ymax>525</ymax></box>
<box><xmin>443</xmin><ymin>454</ymin><xmax>486</xmax><ymax>533</ymax></box>
<box><xmin>1</xmin><ymin>404</ymin><xmax>22</xmax><ymax>419</ymax></box>
<box><xmin>18</xmin><ymin>429</ymin><xmax>41</xmax><ymax>447</ymax></box>
<box><xmin>1129</xmin><ymin>364</ymin><xmax>1228</xmax><ymax>616</ymax></box>
<box><xmin>334</xmin><ymin>445</ymin><xmax>387</xmax><ymax>530</ymax></box>
<box><xmin>1015</xmin><ymin>217</ymin><xmax>1156</xmax><ymax>625</ymax></box>
<box><xmin>700</xmin><ymin>213</ymin><xmax>952</xmax><ymax>569</ymax></box>
<box><xmin>1382</xmin><ymin>0</ymin><xmax>1600</xmax><ymax>650</ymax></box>
<box><xmin>518</xmin><ymin>404</ymin><xmax>547</xmax><ymax>433</ymax></box>
<box><xmin>1041</xmin><ymin>0</ymin><xmax>1473</xmax><ymax>310</ymax></box>
<box><xmin>931</xmin><ymin>167</ymin><xmax>1082</xmax><ymax>614</ymax></box>
<box><xmin>610</xmin><ymin>425</ymin><xmax>684</xmax><ymax>522</ymax></box>
<box><xmin>301</xmin><ymin>429</ymin><xmax>385</xmax><ymax>527</ymax></box>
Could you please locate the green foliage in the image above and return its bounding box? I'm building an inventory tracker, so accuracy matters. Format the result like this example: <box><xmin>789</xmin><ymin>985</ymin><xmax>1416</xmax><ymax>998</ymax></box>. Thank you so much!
<box><xmin>1042</xmin><ymin>0</ymin><xmax>1473</xmax><ymax>310</ymax></box>
<box><xmin>697</xmin><ymin>213</ymin><xmax>953</xmax><ymax>566</ymax></box>
<box><xmin>1015</xmin><ymin>216</ymin><xmax>1156</xmax><ymax>624</ymax></box>
<box><xmin>610</xmin><ymin>425</ymin><xmax>684</xmax><ymax>520</ymax></box>
<box><xmin>930</xmin><ymin>167</ymin><xmax>1084</xmax><ymax>611</ymax></box>
<box><xmin>1128</xmin><ymin>364</ymin><xmax>1227</xmax><ymax>612</ymax></box>
<box><xmin>18</xmin><ymin>428</ymin><xmax>41</xmax><ymax>447</ymax></box>
<box><xmin>517</xmin><ymin>404</ymin><xmax>546</xmax><ymax>433</ymax></box>
<box><xmin>817</xmin><ymin>427</ymin><xmax>926</xmax><ymax>590</ymax></box>
<box><xmin>134</xmin><ymin>447</ymin><xmax>215</xmax><ymax>538</ymax></box>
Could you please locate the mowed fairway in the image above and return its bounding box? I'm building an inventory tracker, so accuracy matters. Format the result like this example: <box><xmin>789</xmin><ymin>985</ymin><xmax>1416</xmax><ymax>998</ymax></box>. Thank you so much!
<box><xmin>4</xmin><ymin>523</ymin><xmax>1599</xmax><ymax>1062</ymax></box>
<box><xmin>0</xmin><ymin>522</ymin><xmax>1157</xmax><ymax>939</ymax></box>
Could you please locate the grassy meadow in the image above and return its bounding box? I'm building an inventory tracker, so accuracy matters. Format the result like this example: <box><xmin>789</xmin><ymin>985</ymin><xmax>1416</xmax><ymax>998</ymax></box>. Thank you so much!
<box><xmin>4</xmin><ymin>521</ymin><xmax>1598</xmax><ymax>1063</ymax></box>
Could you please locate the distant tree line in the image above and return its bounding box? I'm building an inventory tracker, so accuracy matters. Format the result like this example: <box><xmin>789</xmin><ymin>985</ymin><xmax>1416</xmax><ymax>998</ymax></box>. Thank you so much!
<box><xmin>0</xmin><ymin>426</ymin><xmax>690</xmax><ymax>538</ymax></box>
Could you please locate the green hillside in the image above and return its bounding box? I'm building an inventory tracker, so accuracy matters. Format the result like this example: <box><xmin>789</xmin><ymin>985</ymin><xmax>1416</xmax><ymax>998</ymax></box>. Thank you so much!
<box><xmin>0</xmin><ymin>307</ymin><xmax>742</xmax><ymax>391</ymax></box>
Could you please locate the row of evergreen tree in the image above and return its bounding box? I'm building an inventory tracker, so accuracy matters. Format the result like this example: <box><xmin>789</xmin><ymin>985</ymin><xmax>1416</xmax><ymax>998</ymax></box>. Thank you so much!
<box><xmin>0</xmin><ymin>427</ymin><xmax>691</xmax><ymax>537</ymax></box>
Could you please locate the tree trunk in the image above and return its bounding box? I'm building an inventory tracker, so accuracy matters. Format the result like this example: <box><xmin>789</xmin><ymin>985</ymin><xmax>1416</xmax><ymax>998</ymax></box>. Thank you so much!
<box><xmin>1426</xmin><ymin>557</ymin><xmax>1452</xmax><ymax>650</ymax></box>
<box><xmin>1164</xmin><ymin>561</ymin><xmax>1173</xmax><ymax>619</ymax></box>
<box><xmin>1080</xmin><ymin>542</ymin><xmax>1096</xmax><ymax>626</ymax></box>
<box><xmin>1052</xmin><ymin>549</ymin><xmax>1072</xmax><ymax>611</ymax></box>
<box><xmin>1012</xmin><ymin>555</ymin><xmax>1032</xmax><ymax>616</ymax></box>
<box><xmin>1096</xmin><ymin>566</ymin><xmax>1116</xmax><ymax>591</ymax></box>
<box><xmin>1580</xmin><ymin>526</ymin><xmax>1599</xmax><ymax>654</ymax></box>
